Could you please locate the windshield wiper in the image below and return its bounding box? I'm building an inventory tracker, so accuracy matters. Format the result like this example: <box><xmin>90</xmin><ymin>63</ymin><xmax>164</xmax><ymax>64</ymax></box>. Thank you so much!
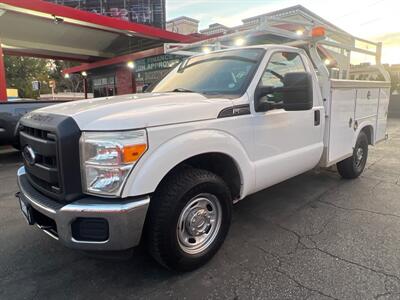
<box><xmin>169</xmin><ymin>88</ymin><xmax>196</xmax><ymax>93</ymax></box>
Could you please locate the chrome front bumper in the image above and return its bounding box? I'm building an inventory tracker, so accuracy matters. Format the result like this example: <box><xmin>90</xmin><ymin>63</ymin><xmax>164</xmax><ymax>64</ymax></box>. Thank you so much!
<box><xmin>16</xmin><ymin>166</ymin><xmax>150</xmax><ymax>251</ymax></box>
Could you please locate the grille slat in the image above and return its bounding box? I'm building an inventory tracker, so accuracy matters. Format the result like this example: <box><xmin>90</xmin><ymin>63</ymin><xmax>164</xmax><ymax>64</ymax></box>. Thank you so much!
<box><xmin>25</xmin><ymin>163</ymin><xmax>59</xmax><ymax>185</ymax></box>
<box><xmin>19</xmin><ymin>131</ymin><xmax>57</xmax><ymax>157</ymax></box>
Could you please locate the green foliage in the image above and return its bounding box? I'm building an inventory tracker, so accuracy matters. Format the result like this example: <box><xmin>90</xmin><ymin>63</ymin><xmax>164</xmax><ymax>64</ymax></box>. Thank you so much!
<box><xmin>5</xmin><ymin>57</ymin><xmax>84</xmax><ymax>99</ymax></box>
<box><xmin>49</xmin><ymin>60</ymin><xmax>84</xmax><ymax>93</ymax></box>
<box><xmin>5</xmin><ymin>56</ymin><xmax>51</xmax><ymax>99</ymax></box>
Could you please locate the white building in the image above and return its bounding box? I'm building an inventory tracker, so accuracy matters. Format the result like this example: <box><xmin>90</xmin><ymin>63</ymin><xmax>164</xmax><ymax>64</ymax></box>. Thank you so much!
<box><xmin>199</xmin><ymin>23</ymin><xmax>229</xmax><ymax>35</ymax></box>
<box><xmin>166</xmin><ymin>16</ymin><xmax>199</xmax><ymax>35</ymax></box>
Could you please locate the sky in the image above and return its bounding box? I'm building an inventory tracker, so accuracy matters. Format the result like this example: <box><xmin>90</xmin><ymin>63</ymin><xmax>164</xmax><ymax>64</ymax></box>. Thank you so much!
<box><xmin>166</xmin><ymin>0</ymin><xmax>400</xmax><ymax>64</ymax></box>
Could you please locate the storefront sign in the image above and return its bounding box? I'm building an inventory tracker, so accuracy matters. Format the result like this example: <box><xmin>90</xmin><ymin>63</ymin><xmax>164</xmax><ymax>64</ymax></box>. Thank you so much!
<box><xmin>135</xmin><ymin>54</ymin><xmax>182</xmax><ymax>73</ymax></box>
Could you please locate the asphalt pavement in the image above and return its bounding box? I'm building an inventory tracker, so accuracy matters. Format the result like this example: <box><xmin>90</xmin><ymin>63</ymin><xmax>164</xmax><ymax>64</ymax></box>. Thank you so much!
<box><xmin>1</xmin><ymin>119</ymin><xmax>400</xmax><ymax>300</ymax></box>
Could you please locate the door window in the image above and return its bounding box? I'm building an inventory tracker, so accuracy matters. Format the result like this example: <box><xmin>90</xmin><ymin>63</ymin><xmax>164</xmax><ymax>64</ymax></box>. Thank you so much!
<box><xmin>258</xmin><ymin>52</ymin><xmax>306</xmax><ymax>104</ymax></box>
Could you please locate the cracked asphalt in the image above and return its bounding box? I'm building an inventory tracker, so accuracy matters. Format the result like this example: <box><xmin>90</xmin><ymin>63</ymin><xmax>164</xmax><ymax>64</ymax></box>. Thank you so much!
<box><xmin>1</xmin><ymin>119</ymin><xmax>400</xmax><ymax>300</ymax></box>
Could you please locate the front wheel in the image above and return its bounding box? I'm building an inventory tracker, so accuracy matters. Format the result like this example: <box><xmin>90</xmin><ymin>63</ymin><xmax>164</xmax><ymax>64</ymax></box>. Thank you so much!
<box><xmin>146</xmin><ymin>168</ymin><xmax>232</xmax><ymax>271</ymax></box>
<box><xmin>337</xmin><ymin>131</ymin><xmax>369</xmax><ymax>179</ymax></box>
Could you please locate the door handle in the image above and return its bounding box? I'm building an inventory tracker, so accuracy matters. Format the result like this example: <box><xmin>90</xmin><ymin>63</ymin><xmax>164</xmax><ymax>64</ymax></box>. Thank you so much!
<box><xmin>314</xmin><ymin>110</ymin><xmax>320</xmax><ymax>126</ymax></box>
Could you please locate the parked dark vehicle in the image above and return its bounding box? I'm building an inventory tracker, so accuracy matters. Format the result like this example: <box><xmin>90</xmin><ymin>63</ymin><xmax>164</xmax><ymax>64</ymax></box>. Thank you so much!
<box><xmin>0</xmin><ymin>100</ymin><xmax>67</xmax><ymax>149</ymax></box>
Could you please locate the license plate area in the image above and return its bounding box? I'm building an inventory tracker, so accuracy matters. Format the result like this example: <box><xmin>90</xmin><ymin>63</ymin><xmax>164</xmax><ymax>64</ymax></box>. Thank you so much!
<box><xmin>19</xmin><ymin>197</ymin><xmax>35</xmax><ymax>225</ymax></box>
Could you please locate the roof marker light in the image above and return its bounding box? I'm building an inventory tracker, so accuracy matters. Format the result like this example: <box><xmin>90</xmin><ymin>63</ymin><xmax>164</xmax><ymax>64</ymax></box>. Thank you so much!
<box><xmin>312</xmin><ymin>26</ymin><xmax>326</xmax><ymax>37</ymax></box>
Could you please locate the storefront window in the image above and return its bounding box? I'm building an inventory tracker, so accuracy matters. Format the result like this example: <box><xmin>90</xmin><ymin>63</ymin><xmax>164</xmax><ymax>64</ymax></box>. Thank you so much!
<box><xmin>93</xmin><ymin>75</ymin><xmax>117</xmax><ymax>98</ymax></box>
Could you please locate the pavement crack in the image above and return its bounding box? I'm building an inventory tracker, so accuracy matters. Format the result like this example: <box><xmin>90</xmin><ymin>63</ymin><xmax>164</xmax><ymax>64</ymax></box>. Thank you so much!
<box><xmin>318</xmin><ymin>199</ymin><xmax>400</xmax><ymax>220</ymax></box>
<box><xmin>374</xmin><ymin>292</ymin><xmax>391</xmax><ymax>299</ymax></box>
<box><xmin>274</xmin><ymin>222</ymin><xmax>400</xmax><ymax>293</ymax></box>
<box><xmin>283</xmin><ymin>181</ymin><xmax>344</xmax><ymax>220</ymax></box>
<box><xmin>307</xmin><ymin>239</ymin><xmax>400</xmax><ymax>288</ymax></box>
<box><xmin>253</xmin><ymin>242</ymin><xmax>339</xmax><ymax>299</ymax></box>
<box><xmin>274</xmin><ymin>267</ymin><xmax>339</xmax><ymax>300</ymax></box>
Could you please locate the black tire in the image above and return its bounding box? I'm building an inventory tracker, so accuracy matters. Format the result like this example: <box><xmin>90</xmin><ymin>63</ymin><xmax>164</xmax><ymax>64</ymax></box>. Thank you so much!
<box><xmin>337</xmin><ymin>131</ymin><xmax>369</xmax><ymax>179</ymax></box>
<box><xmin>146</xmin><ymin>168</ymin><xmax>232</xmax><ymax>271</ymax></box>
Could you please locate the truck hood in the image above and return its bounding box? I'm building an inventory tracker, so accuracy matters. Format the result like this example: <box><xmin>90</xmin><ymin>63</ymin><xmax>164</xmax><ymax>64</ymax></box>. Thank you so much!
<box><xmin>35</xmin><ymin>93</ymin><xmax>233</xmax><ymax>130</ymax></box>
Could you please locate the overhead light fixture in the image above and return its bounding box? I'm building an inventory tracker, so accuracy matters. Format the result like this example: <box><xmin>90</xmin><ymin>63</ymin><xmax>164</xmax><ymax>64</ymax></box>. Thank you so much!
<box><xmin>127</xmin><ymin>61</ymin><xmax>135</xmax><ymax>69</ymax></box>
<box><xmin>296</xmin><ymin>30</ymin><xmax>304</xmax><ymax>36</ymax></box>
<box><xmin>202</xmin><ymin>47</ymin><xmax>211</xmax><ymax>54</ymax></box>
<box><xmin>234</xmin><ymin>38</ymin><xmax>246</xmax><ymax>46</ymax></box>
<box><xmin>64</xmin><ymin>73</ymin><xmax>70</xmax><ymax>79</ymax></box>
<box><xmin>53</xmin><ymin>15</ymin><xmax>64</xmax><ymax>25</ymax></box>
<box><xmin>324</xmin><ymin>59</ymin><xmax>331</xmax><ymax>66</ymax></box>
<box><xmin>81</xmin><ymin>71</ymin><xmax>87</xmax><ymax>77</ymax></box>
<box><xmin>0</xmin><ymin>9</ymin><xmax>6</xmax><ymax>17</ymax></box>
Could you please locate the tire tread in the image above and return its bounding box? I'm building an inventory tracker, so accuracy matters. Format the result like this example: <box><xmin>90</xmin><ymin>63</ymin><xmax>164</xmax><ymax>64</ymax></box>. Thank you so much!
<box><xmin>146</xmin><ymin>167</ymin><xmax>231</xmax><ymax>270</ymax></box>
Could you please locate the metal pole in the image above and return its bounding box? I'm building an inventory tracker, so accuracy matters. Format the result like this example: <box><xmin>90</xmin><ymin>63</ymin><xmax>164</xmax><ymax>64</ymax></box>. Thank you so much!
<box><xmin>0</xmin><ymin>41</ymin><xmax>7</xmax><ymax>102</ymax></box>
<box><xmin>83</xmin><ymin>77</ymin><xmax>88</xmax><ymax>99</ymax></box>
<box><xmin>131</xmin><ymin>70</ymin><xmax>136</xmax><ymax>94</ymax></box>
<box><xmin>376</xmin><ymin>42</ymin><xmax>383</xmax><ymax>65</ymax></box>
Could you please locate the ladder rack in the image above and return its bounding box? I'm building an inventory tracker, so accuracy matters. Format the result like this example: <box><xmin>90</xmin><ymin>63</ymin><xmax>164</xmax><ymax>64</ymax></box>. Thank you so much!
<box><xmin>163</xmin><ymin>15</ymin><xmax>389</xmax><ymax>82</ymax></box>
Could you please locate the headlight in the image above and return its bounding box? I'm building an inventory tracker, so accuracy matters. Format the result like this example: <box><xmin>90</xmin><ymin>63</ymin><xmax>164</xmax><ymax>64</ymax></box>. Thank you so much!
<box><xmin>80</xmin><ymin>130</ymin><xmax>147</xmax><ymax>196</ymax></box>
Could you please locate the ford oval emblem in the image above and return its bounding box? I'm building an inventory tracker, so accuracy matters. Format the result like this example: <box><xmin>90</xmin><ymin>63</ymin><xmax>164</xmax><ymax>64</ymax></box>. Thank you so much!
<box><xmin>23</xmin><ymin>145</ymin><xmax>36</xmax><ymax>166</ymax></box>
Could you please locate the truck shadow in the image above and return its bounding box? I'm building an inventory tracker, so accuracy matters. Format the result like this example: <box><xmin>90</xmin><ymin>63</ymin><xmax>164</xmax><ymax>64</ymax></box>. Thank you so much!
<box><xmin>47</xmin><ymin>169</ymin><xmax>342</xmax><ymax>298</ymax></box>
<box><xmin>0</xmin><ymin>148</ymin><xmax>21</xmax><ymax>165</ymax></box>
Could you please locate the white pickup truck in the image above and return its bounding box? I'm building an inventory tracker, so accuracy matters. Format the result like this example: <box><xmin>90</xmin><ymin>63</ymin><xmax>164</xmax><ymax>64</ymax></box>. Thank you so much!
<box><xmin>16</xmin><ymin>45</ymin><xmax>391</xmax><ymax>271</ymax></box>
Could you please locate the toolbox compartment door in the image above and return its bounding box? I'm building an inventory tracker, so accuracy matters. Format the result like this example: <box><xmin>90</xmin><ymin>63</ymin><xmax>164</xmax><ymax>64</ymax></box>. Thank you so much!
<box><xmin>327</xmin><ymin>87</ymin><xmax>356</xmax><ymax>164</ymax></box>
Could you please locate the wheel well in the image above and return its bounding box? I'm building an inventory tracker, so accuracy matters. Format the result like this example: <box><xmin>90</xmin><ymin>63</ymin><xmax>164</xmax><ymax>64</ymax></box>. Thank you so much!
<box><xmin>158</xmin><ymin>153</ymin><xmax>242</xmax><ymax>201</ymax></box>
<box><xmin>361</xmin><ymin>125</ymin><xmax>374</xmax><ymax>145</ymax></box>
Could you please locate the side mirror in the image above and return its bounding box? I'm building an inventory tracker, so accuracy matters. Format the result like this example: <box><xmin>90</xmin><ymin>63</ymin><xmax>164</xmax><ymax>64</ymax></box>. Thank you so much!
<box><xmin>254</xmin><ymin>86</ymin><xmax>284</xmax><ymax>112</ymax></box>
<box><xmin>281</xmin><ymin>72</ymin><xmax>313</xmax><ymax>111</ymax></box>
<box><xmin>254</xmin><ymin>72</ymin><xmax>313</xmax><ymax>112</ymax></box>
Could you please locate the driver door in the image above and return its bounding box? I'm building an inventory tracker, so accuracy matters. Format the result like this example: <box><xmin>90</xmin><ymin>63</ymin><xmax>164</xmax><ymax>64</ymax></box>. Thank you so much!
<box><xmin>252</xmin><ymin>50</ymin><xmax>323</xmax><ymax>191</ymax></box>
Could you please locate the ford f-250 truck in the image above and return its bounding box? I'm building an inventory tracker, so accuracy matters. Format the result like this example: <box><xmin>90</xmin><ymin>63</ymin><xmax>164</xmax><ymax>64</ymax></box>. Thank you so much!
<box><xmin>15</xmin><ymin>45</ymin><xmax>391</xmax><ymax>271</ymax></box>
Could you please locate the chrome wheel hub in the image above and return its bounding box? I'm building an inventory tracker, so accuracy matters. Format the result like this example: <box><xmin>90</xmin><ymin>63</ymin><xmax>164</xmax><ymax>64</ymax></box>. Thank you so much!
<box><xmin>177</xmin><ymin>193</ymin><xmax>222</xmax><ymax>255</ymax></box>
<box><xmin>355</xmin><ymin>147</ymin><xmax>364</xmax><ymax>167</ymax></box>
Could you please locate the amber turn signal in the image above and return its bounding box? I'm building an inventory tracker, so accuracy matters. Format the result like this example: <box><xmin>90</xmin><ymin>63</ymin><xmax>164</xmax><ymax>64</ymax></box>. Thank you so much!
<box><xmin>122</xmin><ymin>144</ymin><xmax>147</xmax><ymax>163</ymax></box>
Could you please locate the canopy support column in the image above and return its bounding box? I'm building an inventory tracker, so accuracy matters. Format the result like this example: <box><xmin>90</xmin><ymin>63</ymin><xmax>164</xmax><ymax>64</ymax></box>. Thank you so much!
<box><xmin>0</xmin><ymin>42</ymin><xmax>7</xmax><ymax>102</ymax></box>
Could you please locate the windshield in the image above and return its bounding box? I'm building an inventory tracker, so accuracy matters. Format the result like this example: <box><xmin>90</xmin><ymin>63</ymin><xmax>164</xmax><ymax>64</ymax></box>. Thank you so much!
<box><xmin>151</xmin><ymin>48</ymin><xmax>265</xmax><ymax>97</ymax></box>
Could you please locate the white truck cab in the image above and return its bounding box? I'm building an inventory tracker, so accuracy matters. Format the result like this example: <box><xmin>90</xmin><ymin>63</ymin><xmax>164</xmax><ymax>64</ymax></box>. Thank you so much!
<box><xmin>16</xmin><ymin>43</ymin><xmax>391</xmax><ymax>271</ymax></box>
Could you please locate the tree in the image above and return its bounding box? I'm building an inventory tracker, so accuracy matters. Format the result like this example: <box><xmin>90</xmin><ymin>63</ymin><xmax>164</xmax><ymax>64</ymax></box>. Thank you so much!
<box><xmin>49</xmin><ymin>60</ymin><xmax>84</xmax><ymax>94</ymax></box>
<box><xmin>5</xmin><ymin>56</ymin><xmax>51</xmax><ymax>99</ymax></box>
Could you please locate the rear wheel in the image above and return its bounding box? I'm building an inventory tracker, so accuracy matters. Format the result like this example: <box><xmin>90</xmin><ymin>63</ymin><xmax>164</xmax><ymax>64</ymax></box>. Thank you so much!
<box><xmin>146</xmin><ymin>168</ymin><xmax>232</xmax><ymax>271</ymax></box>
<box><xmin>337</xmin><ymin>131</ymin><xmax>369</xmax><ymax>179</ymax></box>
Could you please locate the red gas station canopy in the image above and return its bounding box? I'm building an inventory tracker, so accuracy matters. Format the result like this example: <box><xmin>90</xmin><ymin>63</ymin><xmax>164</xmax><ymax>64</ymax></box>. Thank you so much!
<box><xmin>0</xmin><ymin>0</ymin><xmax>193</xmax><ymax>62</ymax></box>
<box><xmin>0</xmin><ymin>0</ymin><xmax>199</xmax><ymax>100</ymax></box>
